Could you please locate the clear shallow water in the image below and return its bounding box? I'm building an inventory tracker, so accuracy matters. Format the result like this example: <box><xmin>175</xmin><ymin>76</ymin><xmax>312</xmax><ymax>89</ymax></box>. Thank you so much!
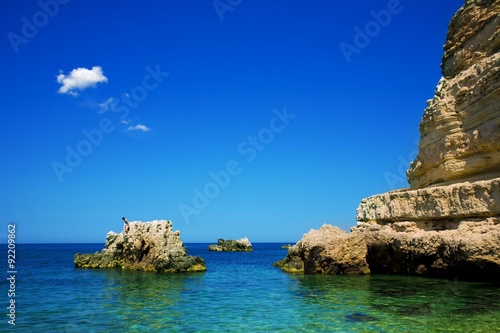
<box><xmin>2</xmin><ymin>243</ymin><xmax>500</xmax><ymax>332</ymax></box>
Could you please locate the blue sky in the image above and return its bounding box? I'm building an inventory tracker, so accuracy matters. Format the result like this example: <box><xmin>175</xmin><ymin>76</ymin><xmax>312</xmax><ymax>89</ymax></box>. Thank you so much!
<box><xmin>1</xmin><ymin>0</ymin><xmax>464</xmax><ymax>243</ymax></box>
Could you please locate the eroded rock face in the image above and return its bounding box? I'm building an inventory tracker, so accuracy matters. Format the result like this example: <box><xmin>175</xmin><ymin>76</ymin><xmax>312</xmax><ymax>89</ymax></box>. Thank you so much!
<box><xmin>274</xmin><ymin>225</ymin><xmax>370</xmax><ymax>275</ymax></box>
<box><xmin>74</xmin><ymin>220</ymin><xmax>206</xmax><ymax>273</ymax></box>
<box><xmin>277</xmin><ymin>1</ymin><xmax>500</xmax><ymax>281</ymax></box>
<box><xmin>356</xmin><ymin>178</ymin><xmax>500</xmax><ymax>223</ymax></box>
<box><xmin>208</xmin><ymin>237</ymin><xmax>253</xmax><ymax>251</ymax></box>
<box><xmin>353</xmin><ymin>183</ymin><xmax>500</xmax><ymax>280</ymax></box>
<box><xmin>407</xmin><ymin>0</ymin><xmax>500</xmax><ymax>189</ymax></box>
<box><xmin>351</xmin><ymin>1</ymin><xmax>500</xmax><ymax>281</ymax></box>
<box><xmin>352</xmin><ymin>218</ymin><xmax>500</xmax><ymax>280</ymax></box>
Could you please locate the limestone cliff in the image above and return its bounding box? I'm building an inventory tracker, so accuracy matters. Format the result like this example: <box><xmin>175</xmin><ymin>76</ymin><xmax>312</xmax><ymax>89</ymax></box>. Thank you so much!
<box><xmin>276</xmin><ymin>1</ymin><xmax>500</xmax><ymax>280</ymax></box>
<box><xmin>356</xmin><ymin>178</ymin><xmax>500</xmax><ymax>223</ymax></box>
<box><xmin>352</xmin><ymin>218</ymin><xmax>500</xmax><ymax>279</ymax></box>
<box><xmin>353</xmin><ymin>0</ymin><xmax>500</xmax><ymax>280</ymax></box>
<box><xmin>74</xmin><ymin>220</ymin><xmax>206</xmax><ymax>273</ymax></box>
<box><xmin>407</xmin><ymin>0</ymin><xmax>500</xmax><ymax>189</ymax></box>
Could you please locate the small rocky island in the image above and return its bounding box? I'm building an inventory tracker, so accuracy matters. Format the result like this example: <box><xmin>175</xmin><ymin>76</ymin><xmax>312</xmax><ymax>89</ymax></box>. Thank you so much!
<box><xmin>208</xmin><ymin>237</ymin><xmax>253</xmax><ymax>251</ymax></box>
<box><xmin>276</xmin><ymin>0</ymin><xmax>500</xmax><ymax>281</ymax></box>
<box><xmin>74</xmin><ymin>219</ymin><xmax>206</xmax><ymax>273</ymax></box>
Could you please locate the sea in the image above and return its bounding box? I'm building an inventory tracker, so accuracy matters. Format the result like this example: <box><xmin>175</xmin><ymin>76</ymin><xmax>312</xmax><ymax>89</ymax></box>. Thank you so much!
<box><xmin>2</xmin><ymin>243</ymin><xmax>500</xmax><ymax>332</ymax></box>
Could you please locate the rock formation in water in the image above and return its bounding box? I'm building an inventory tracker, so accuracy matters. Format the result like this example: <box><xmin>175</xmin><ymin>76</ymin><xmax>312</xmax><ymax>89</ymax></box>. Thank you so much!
<box><xmin>208</xmin><ymin>237</ymin><xmax>253</xmax><ymax>251</ymax></box>
<box><xmin>274</xmin><ymin>225</ymin><xmax>370</xmax><ymax>274</ymax></box>
<box><xmin>74</xmin><ymin>220</ymin><xmax>206</xmax><ymax>273</ymax></box>
<box><xmin>276</xmin><ymin>0</ymin><xmax>500</xmax><ymax>280</ymax></box>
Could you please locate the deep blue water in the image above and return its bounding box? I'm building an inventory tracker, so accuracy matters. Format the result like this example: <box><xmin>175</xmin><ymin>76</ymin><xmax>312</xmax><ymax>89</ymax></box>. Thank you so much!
<box><xmin>1</xmin><ymin>243</ymin><xmax>499</xmax><ymax>332</ymax></box>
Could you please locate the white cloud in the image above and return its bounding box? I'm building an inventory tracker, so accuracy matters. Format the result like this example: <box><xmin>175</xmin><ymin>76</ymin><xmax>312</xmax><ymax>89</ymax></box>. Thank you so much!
<box><xmin>127</xmin><ymin>124</ymin><xmax>151</xmax><ymax>132</ymax></box>
<box><xmin>57</xmin><ymin>66</ymin><xmax>108</xmax><ymax>96</ymax></box>
<box><xmin>98</xmin><ymin>97</ymin><xmax>114</xmax><ymax>112</ymax></box>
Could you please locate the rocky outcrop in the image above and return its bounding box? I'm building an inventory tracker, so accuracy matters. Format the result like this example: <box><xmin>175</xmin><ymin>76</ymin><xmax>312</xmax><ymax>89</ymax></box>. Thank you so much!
<box><xmin>352</xmin><ymin>218</ymin><xmax>500</xmax><ymax>280</ymax></box>
<box><xmin>352</xmin><ymin>0</ymin><xmax>500</xmax><ymax>281</ymax></box>
<box><xmin>208</xmin><ymin>237</ymin><xmax>253</xmax><ymax>251</ymax></box>
<box><xmin>353</xmin><ymin>178</ymin><xmax>500</xmax><ymax>280</ymax></box>
<box><xmin>356</xmin><ymin>178</ymin><xmax>500</xmax><ymax>223</ymax></box>
<box><xmin>274</xmin><ymin>225</ymin><xmax>370</xmax><ymax>275</ymax></box>
<box><xmin>276</xmin><ymin>1</ymin><xmax>500</xmax><ymax>281</ymax></box>
<box><xmin>407</xmin><ymin>0</ymin><xmax>500</xmax><ymax>189</ymax></box>
<box><xmin>74</xmin><ymin>220</ymin><xmax>206</xmax><ymax>273</ymax></box>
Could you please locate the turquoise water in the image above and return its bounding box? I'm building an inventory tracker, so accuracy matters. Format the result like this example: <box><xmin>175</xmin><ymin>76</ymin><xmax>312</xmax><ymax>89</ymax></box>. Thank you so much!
<box><xmin>3</xmin><ymin>243</ymin><xmax>500</xmax><ymax>332</ymax></box>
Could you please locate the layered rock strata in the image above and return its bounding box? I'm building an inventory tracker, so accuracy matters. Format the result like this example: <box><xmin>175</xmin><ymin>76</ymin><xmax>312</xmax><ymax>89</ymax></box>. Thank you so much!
<box><xmin>352</xmin><ymin>217</ymin><xmax>500</xmax><ymax>279</ymax></box>
<box><xmin>276</xmin><ymin>1</ymin><xmax>500</xmax><ymax>281</ymax></box>
<box><xmin>353</xmin><ymin>0</ymin><xmax>500</xmax><ymax>280</ymax></box>
<box><xmin>356</xmin><ymin>178</ymin><xmax>500</xmax><ymax>223</ymax></box>
<box><xmin>407</xmin><ymin>0</ymin><xmax>500</xmax><ymax>189</ymax></box>
<box><xmin>74</xmin><ymin>220</ymin><xmax>206</xmax><ymax>273</ymax></box>
<box><xmin>208</xmin><ymin>237</ymin><xmax>253</xmax><ymax>251</ymax></box>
